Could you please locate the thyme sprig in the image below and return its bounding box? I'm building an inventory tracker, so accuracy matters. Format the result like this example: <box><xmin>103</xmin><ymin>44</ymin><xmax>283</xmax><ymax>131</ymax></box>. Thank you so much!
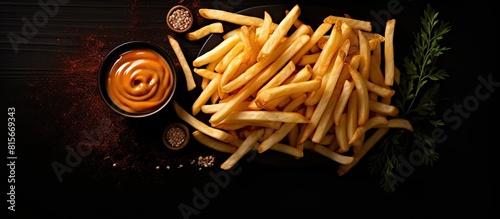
<box><xmin>367</xmin><ymin>4</ymin><xmax>451</xmax><ymax>192</ymax></box>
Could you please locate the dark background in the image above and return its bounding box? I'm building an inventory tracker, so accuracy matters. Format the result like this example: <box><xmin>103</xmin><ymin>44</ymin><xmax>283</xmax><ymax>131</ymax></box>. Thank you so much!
<box><xmin>1</xmin><ymin>0</ymin><xmax>494</xmax><ymax>218</ymax></box>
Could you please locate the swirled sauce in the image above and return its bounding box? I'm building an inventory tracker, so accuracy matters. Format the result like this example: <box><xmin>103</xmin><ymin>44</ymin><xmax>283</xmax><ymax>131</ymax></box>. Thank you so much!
<box><xmin>107</xmin><ymin>49</ymin><xmax>173</xmax><ymax>113</ymax></box>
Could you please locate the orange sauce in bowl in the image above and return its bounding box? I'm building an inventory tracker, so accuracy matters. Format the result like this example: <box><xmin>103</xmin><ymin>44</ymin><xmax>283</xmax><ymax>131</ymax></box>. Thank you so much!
<box><xmin>107</xmin><ymin>49</ymin><xmax>173</xmax><ymax>113</ymax></box>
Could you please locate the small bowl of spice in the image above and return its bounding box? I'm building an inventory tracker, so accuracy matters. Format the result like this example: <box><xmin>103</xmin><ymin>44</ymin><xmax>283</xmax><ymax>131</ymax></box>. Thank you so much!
<box><xmin>163</xmin><ymin>122</ymin><xmax>190</xmax><ymax>150</ymax></box>
<box><xmin>166</xmin><ymin>5</ymin><xmax>193</xmax><ymax>33</ymax></box>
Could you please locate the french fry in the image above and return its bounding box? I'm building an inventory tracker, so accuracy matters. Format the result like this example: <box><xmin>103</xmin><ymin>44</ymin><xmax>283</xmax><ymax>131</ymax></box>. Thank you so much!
<box><xmin>167</xmin><ymin>35</ymin><xmax>197</xmax><ymax>91</ymax></box>
<box><xmin>258</xmin><ymin>122</ymin><xmax>298</xmax><ymax>153</ymax></box>
<box><xmin>186</xmin><ymin>22</ymin><xmax>224</xmax><ymax>41</ymax></box>
<box><xmin>358</xmin><ymin>30</ymin><xmax>371</xmax><ymax>79</ymax></box>
<box><xmin>338</xmin><ymin>128</ymin><xmax>389</xmax><ymax>176</ymax></box>
<box><xmin>384</xmin><ymin>19</ymin><xmax>396</xmax><ymax>86</ymax></box>
<box><xmin>365</xmin><ymin>79</ymin><xmax>395</xmax><ymax>98</ymax></box>
<box><xmin>257</xmin><ymin>4</ymin><xmax>301</xmax><ymax>62</ymax></box>
<box><xmin>312</xmin><ymin>143</ymin><xmax>354</xmax><ymax>165</ymax></box>
<box><xmin>192</xmin><ymin>73</ymin><xmax>221</xmax><ymax>115</ymax></box>
<box><xmin>193</xmin><ymin>68</ymin><xmax>219</xmax><ymax>80</ymax></box>
<box><xmin>221</xmin><ymin>129</ymin><xmax>264</xmax><ymax>170</ymax></box>
<box><xmin>297</xmin><ymin>52</ymin><xmax>320</xmax><ymax>66</ymax></box>
<box><xmin>192</xmin><ymin>130</ymin><xmax>237</xmax><ymax>153</ymax></box>
<box><xmin>199</xmin><ymin>8</ymin><xmax>264</xmax><ymax>27</ymax></box>
<box><xmin>215</xmin><ymin>41</ymin><xmax>244</xmax><ymax>73</ymax></box>
<box><xmin>283</xmin><ymin>94</ymin><xmax>307</xmax><ymax>112</ymax></box>
<box><xmin>257</xmin><ymin>11</ymin><xmax>273</xmax><ymax>48</ymax></box>
<box><xmin>312</xmin><ymin>19</ymin><xmax>342</xmax><ymax>77</ymax></box>
<box><xmin>323</xmin><ymin>15</ymin><xmax>372</xmax><ymax>32</ymax></box>
<box><xmin>335</xmin><ymin>113</ymin><xmax>350</xmax><ymax>153</ymax></box>
<box><xmin>193</xmin><ymin>33</ymin><xmax>240</xmax><ymax>67</ymax></box>
<box><xmin>347</xmin><ymin>64</ymin><xmax>369</xmax><ymax>126</ymax></box>
<box><xmin>368</xmin><ymin>99</ymin><xmax>399</xmax><ymax>117</ymax></box>
<box><xmin>255</xmin><ymin>79</ymin><xmax>321</xmax><ymax>108</ymax></box>
<box><xmin>220</xmin><ymin>111</ymin><xmax>310</xmax><ymax>124</ymax></box>
<box><xmin>174</xmin><ymin>101</ymin><xmax>237</xmax><ymax>143</ymax></box>
<box><xmin>258</xmin><ymin>60</ymin><xmax>296</xmax><ymax>95</ymax></box>
<box><xmin>348</xmin><ymin>115</ymin><xmax>388</xmax><ymax>145</ymax></box>
<box><xmin>201</xmin><ymin>101</ymin><xmax>251</xmax><ymax>114</ymax></box>
<box><xmin>333</xmin><ymin>79</ymin><xmax>355</xmax><ymax>125</ymax></box>
<box><xmin>239</xmin><ymin>25</ymin><xmax>258</xmax><ymax>65</ymax></box>
<box><xmin>290</xmin><ymin>22</ymin><xmax>333</xmax><ymax>64</ymax></box>
<box><xmin>374</xmin><ymin>118</ymin><xmax>413</xmax><ymax>131</ymax></box>
<box><xmin>346</xmin><ymin>89</ymin><xmax>358</xmax><ymax>142</ymax></box>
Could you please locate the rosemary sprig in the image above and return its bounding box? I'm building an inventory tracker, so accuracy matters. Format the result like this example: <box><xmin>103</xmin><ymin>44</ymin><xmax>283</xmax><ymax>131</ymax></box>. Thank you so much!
<box><xmin>367</xmin><ymin>4</ymin><xmax>451</xmax><ymax>192</ymax></box>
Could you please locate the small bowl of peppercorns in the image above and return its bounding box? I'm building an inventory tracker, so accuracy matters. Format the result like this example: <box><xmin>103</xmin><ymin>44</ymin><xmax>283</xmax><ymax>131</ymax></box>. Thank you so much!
<box><xmin>166</xmin><ymin>5</ymin><xmax>193</xmax><ymax>33</ymax></box>
<box><xmin>163</xmin><ymin>122</ymin><xmax>190</xmax><ymax>150</ymax></box>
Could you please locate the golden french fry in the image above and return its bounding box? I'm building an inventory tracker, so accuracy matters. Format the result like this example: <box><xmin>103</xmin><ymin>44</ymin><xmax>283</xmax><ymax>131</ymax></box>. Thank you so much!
<box><xmin>201</xmin><ymin>101</ymin><xmax>251</xmax><ymax>114</ymax></box>
<box><xmin>174</xmin><ymin>101</ymin><xmax>237</xmax><ymax>143</ymax></box>
<box><xmin>335</xmin><ymin>113</ymin><xmax>350</xmax><ymax>153</ymax></box>
<box><xmin>384</xmin><ymin>19</ymin><xmax>396</xmax><ymax>86</ymax></box>
<box><xmin>374</xmin><ymin>118</ymin><xmax>413</xmax><ymax>131</ymax></box>
<box><xmin>290</xmin><ymin>22</ymin><xmax>333</xmax><ymax>64</ymax></box>
<box><xmin>167</xmin><ymin>35</ymin><xmax>196</xmax><ymax>91</ymax></box>
<box><xmin>258</xmin><ymin>60</ymin><xmax>296</xmax><ymax>94</ymax></box>
<box><xmin>346</xmin><ymin>64</ymin><xmax>369</xmax><ymax>126</ymax></box>
<box><xmin>214</xmin><ymin>121</ymin><xmax>281</xmax><ymax>130</ymax></box>
<box><xmin>369</xmin><ymin>55</ymin><xmax>386</xmax><ymax>86</ymax></box>
<box><xmin>358</xmin><ymin>30</ymin><xmax>371</xmax><ymax>80</ymax></box>
<box><xmin>219</xmin><ymin>52</ymin><xmax>244</xmax><ymax>96</ymax></box>
<box><xmin>297</xmin><ymin>52</ymin><xmax>320</xmax><ymax>66</ymax></box>
<box><xmin>186</xmin><ymin>22</ymin><xmax>224</xmax><ymax>41</ymax></box>
<box><xmin>305</xmin><ymin>50</ymin><xmax>345</xmax><ymax>106</ymax></box>
<box><xmin>323</xmin><ymin>15</ymin><xmax>372</xmax><ymax>32</ymax></box>
<box><xmin>199</xmin><ymin>8</ymin><xmax>264</xmax><ymax>27</ymax></box>
<box><xmin>220</xmin><ymin>111</ymin><xmax>309</xmax><ymax>124</ymax></box>
<box><xmin>346</xmin><ymin>89</ymin><xmax>358</xmax><ymax>141</ymax></box>
<box><xmin>221</xmin><ymin>129</ymin><xmax>264</xmax><ymax>170</ymax></box>
<box><xmin>193</xmin><ymin>33</ymin><xmax>240</xmax><ymax>67</ymax></box>
<box><xmin>338</xmin><ymin>128</ymin><xmax>389</xmax><ymax>176</ymax></box>
<box><xmin>215</xmin><ymin>41</ymin><xmax>244</xmax><ymax>73</ymax></box>
<box><xmin>192</xmin><ymin>130</ymin><xmax>237</xmax><ymax>153</ymax></box>
<box><xmin>312</xmin><ymin>143</ymin><xmax>354</xmax><ymax>165</ymax></box>
<box><xmin>255</xmin><ymin>79</ymin><xmax>321</xmax><ymax>108</ymax></box>
<box><xmin>193</xmin><ymin>68</ymin><xmax>218</xmax><ymax>80</ymax></box>
<box><xmin>312</xmin><ymin>19</ymin><xmax>342</xmax><ymax>77</ymax></box>
<box><xmin>257</xmin><ymin>11</ymin><xmax>273</xmax><ymax>48</ymax></box>
<box><xmin>283</xmin><ymin>93</ymin><xmax>307</xmax><ymax>112</ymax></box>
<box><xmin>368</xmin><ymin>99</ymin><xmax>399</xmax><ymax>117</ymax></box>
<box><xmin>239</xmin><ymin>25</ymin><xmax>258</xmax><ymax>65</ymax></box>
<box><xmin>192</xmin><ymin>74</ymin><xmax>220</xmax><ymax>115</ymax></box>
<box><xmin>333</xmin><ymin>79</ymin><xmax>355</xmax><ymax>125</ymax></box>
<box><xmin>258</xmin><ymin>122</ymin><xmax>298</xmax><ymax>153</ymax></box>
<box><xmin>257</xmin><ymin>4</ymin><xmax>301</xmax><ymax>62</ymax></box>
<box><xmin>348</xmin><ymin>115</ymin><xmax>388</xmax><ymax>145</ymax></box>
<box><xmin>223</xmin><ymin>28</ymin><xmax>240</xmax><ymax>40</ymax></box>
<box><xmin>365</xmin><ymin>79</ymin><xmax>395</xmax><ymax>98</ymax></box>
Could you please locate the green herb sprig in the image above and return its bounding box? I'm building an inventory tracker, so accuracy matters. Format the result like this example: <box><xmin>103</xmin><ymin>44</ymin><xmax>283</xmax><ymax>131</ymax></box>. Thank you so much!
<box><xmin>367</xmin><ymin>4</ymin><xmax>451</xmax><ymax>192</ymax></box>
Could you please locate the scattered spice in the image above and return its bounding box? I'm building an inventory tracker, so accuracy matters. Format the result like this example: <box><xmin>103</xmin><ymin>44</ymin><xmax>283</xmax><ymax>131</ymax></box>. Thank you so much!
<box><xmin>195</xmin><ymin>155</ymin><xmax>215</xmax><ymax>170</ymax></box>
<box><xmin>167</xmin><ymin>5</ymin><xmax>193</xmax><ymax>33</ymax></box>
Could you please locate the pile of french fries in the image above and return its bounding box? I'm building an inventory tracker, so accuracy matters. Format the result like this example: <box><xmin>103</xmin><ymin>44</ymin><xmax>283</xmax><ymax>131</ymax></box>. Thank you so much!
<box><xmin>170</xmin><ymin>4</ymin><xmax>414</xmax><ymax>175</ymax></box>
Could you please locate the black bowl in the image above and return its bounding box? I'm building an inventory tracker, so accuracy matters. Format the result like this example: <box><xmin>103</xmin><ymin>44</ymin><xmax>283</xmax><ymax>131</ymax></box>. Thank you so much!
<box><xmin>98</xmin><ymin>41</ymin><xmax>177</xmax><ymax>118</ymax></box>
